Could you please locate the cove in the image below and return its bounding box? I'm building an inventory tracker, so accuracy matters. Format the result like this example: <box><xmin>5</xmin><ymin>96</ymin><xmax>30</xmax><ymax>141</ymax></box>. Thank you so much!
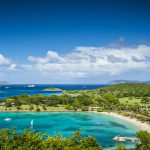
<box><xmin>0</xmin><ymin>112</ymin><xmax>140</xmax><ymax>149</ymax></box>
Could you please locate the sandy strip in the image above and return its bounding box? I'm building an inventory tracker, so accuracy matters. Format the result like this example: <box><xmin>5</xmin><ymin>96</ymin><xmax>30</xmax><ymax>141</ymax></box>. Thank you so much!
<box><xmin>90</xmin><ymin>111</ymin><xmax>150</xmax><ymax>133</ymax></box>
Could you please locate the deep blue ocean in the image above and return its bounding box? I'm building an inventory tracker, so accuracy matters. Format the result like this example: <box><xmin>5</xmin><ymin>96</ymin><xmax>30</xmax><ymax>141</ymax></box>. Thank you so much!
<box><xmin>0</xmin><ymin>84</ymin><xmax>107</xmax><ymax>99</ymax></box>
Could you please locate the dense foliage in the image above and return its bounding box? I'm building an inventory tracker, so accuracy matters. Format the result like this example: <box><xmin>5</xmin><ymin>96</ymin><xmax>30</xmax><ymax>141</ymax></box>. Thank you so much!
<box><xmin>0</xmin><ymin>129</ymin><xmax>150</xmax><ymax>150</ymax></box>
<box><xmin>65</xmin><ymin>83</ymin><xmax>150</xmax><ymax>97</ymax></box>
<box><xmin>136</xmin><ymin>131</ymin><xmax>150</xmax><ymax>150</ymax></box>
<box><xmin>2</xmin><ymin>92</ymin><xmax>119</xmax><ymax>111</ymax></box>
<box><xmin>98</xmin><ymin>83</ymin><xmax>150</xmax><ymax>97</ymax></box>
<box><xmin>0</xmin><ymin>129</ymin><xmax>102</xmax><ymax>150</ymax></box>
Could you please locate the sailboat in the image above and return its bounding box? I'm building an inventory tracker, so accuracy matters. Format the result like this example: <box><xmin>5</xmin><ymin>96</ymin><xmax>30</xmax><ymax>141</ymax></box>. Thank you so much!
<box><xmin>31</xmin><ymin>119</ymin><xmax>33</xmax><ymax>129</ymax></box>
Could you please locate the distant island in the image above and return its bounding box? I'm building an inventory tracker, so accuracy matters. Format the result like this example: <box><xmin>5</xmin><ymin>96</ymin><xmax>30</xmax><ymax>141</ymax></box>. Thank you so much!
<box><xmin>0</xmin><ymin>81</ymin><xmax>10</xmax><ymax>84</ymax></box>
<box><xmin>109</xmin><ymin>80</ymin><xmax>150</xmax><ymax>84</ymax></box>
<box><xmin>43</xmin><ymin>87</ymin><xmax>63</xmax><ymax>92</ymax></box>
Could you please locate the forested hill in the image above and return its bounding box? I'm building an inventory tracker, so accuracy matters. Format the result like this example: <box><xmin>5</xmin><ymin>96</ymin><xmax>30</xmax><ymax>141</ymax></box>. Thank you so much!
<box><xmin>95</xmin><ymin>83</ymin><xmax>150</xmax><ymax>97</ymax></box>
<box><xmin>65</xmin><ymin>83</ymin><xmax>150</xmax><ymax>97</ymax></box>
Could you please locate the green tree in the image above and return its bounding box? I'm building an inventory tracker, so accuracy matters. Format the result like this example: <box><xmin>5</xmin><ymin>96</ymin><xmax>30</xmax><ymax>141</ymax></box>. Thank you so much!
<box><xmin>103</xmin><ymin>93</ymin><xmax>118</xmax><ymax>104</ymax></box>
<box><xmin>115</xmin><ymin>144</ymin><xmax>127</xmax><ymax>150</ymax></box>
<box><xmin>29</xmin><ymin>105</ymin><xmax>34</xmax><ymax>111</ymax></box>
<box><xmin>0</xmin><ymin>129</ymin><xmax>102</xmax><ymax>150</ymax></box>
<box><xmin>5</xmin><ymin>100</ymin><xmax>12</xmax><ymax>107</ymax></box>
<box><xmin>136</xmin><ymin>131</ymin><xmax>150</xmax><ymax>150</ymax></box>
<box><xmin>81</xmin><ymin>106</ymin><xmax>89</xmax><ymax>111</ymax></box>
<box><xmin>141</xmin><ymin>97</ymin><xmax>150</xmax><ymax>104</ymax></box>
<box><xmin>17</xmin><ymin>106</ymin><xmax>21</xmax><ymax>110</ymax></box>
<box><xmin>42</xmin><ymin>105</ymin><xmax>47</xmax><ymax>110</ymax></box>
<box><xmin>36</xmin><ymin>107</ymin><xmax>41</xmax><ymax>112</ymax></box>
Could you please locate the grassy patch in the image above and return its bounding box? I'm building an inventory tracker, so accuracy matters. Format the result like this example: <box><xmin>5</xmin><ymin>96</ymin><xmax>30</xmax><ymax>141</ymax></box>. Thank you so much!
<box><xmin>0</xmin><ymin>105</ymin><xmax>67</xmax><ymax>112</ymax></box>
<box><xmin>119</xmin><ymin>97</ymin><xmax>150</xmax><ymax>106</ymax></box>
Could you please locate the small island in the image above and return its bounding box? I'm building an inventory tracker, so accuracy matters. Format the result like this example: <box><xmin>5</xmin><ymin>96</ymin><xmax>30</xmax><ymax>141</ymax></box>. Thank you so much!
<box><xmin>43</xmin><ymin>87</ymin><xmax>63</xmax><ymax>92</ymax></box>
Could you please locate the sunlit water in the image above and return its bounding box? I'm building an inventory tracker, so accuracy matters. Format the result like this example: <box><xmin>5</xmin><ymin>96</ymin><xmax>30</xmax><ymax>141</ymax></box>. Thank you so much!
<box><xmin>0</xmin><ymin>112</ymin><xmax>139</xmax><ymax>149</ymax></box>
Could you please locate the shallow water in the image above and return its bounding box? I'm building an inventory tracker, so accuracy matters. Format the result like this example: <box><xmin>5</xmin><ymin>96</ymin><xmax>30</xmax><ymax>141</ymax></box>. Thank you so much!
<box><xmin>0</xmin><ymin>112</ymin><xmax>139</xmax><ymax>149</ymax></box>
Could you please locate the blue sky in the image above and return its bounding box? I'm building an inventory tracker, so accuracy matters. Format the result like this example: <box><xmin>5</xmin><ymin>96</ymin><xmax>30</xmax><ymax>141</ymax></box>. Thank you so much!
<box><xmin>0</xmin><ymin>0</ymin><xmax>150</xmax><ymax>84</ymax></box>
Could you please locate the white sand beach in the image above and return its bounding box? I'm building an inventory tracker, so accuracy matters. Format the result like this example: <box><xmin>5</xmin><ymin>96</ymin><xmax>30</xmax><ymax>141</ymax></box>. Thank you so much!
<box><xmin>91</xmin><ymin>111</ymin><xmax>150</xmax><ymax>133</ymax></box>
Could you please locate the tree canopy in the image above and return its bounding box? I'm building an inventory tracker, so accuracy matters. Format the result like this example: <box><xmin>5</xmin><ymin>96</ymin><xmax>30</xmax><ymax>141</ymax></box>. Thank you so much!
<box><xmin>0</xmin><ymin>129</ymin><xmax>102</xmax><ymax>150</ymax></box>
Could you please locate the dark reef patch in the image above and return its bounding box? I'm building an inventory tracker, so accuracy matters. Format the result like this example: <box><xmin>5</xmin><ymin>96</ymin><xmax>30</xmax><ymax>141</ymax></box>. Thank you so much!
<box><xmin>63</xmin><ymin>127</ymin><xmax>81</xmax><ymax>131</ymax></box>
<box><xmin>109</xmin><ymin>121</ymin><xmax>127</xmax><ymax>129</ymax></box>
<box><xmin>70</xmin><ymin>114</ymin><xmax>92</xmax><ymax>121</ymax></box>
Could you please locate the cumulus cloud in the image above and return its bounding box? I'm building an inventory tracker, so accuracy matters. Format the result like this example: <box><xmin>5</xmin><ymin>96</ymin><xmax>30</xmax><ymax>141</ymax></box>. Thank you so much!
<box><xmin>27</xmin><ymin>44</ymin><xmax>150</xmax><ymax>78</ymax></box>
<box><xmin>0</xmin><ymin>54</ymin><xmax>10</xmax><ymax>65</ymax></box>
<box><xmin>28</xmin><ymin>51</ymin><xmax>64</xmax><ymax>64</ymax></box>
<box><xmin>0</xmin><ymin>54</ymin><xmax>16</xmax><ymax>72</ymax></box>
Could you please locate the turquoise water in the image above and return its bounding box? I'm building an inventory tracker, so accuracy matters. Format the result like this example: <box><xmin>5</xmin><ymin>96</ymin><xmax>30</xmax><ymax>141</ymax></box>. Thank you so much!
<box><xmin>0</xmin><ymin>112</ymin><xmax>139</xmax><ymax>149</ymax></box>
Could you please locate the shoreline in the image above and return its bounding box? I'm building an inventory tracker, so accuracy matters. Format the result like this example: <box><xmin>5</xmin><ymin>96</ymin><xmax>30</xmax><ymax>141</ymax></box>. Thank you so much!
<box><xmin>0</xmin><ymin>110</ymin><xmax>150</xmax><ymax>133</ymax></box>
<box><xmin>90</xmin><ymin>111</ymin><xmax>150</xmax><ymax>133</ymax></box>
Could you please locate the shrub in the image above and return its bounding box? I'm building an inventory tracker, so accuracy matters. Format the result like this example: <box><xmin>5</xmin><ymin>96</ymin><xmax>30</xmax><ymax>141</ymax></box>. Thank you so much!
<box><xmin>17</xmin><ymin>106</ymin><xmax>21</xmax><ymax>110</ymax></box>
<box><xmin>97</xmin><ymin>108</ymin><xmax>103</xmax><ymax>112</ymax></box>
<box><xmin>65</xmin><ymin>105</ymin><xmax>73</xmax><ymax>110</ymax></box>
<box><xmin>42</xmin><ymin>105</ymin><xmax>47</xmax><ymax>110</ymax></box>
<box><xmin>115</xmin><ymin>144</ymin><xmax>127</xmax><ymax>150</ymax></box>
<box><xmin>81</xmin><ymin>106</ymin><xmax>89</xmax><ymax>111</ymax></box>
<box><xmin>29</xmin><ymin>105</ymin><xmax>34</xmax><ymax>111</ymax></box>
<box><xmin>36</xmin><ymin>107</ymin><xmax>40</xmax><ymax>112</ymax></box>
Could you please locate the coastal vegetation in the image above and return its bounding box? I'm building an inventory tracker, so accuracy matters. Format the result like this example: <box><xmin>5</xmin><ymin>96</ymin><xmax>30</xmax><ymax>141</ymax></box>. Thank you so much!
<box><xmin>63</xmin><ymin>83</ymin><xmax>150</xmax><ymax>124</ymax></box>
<box><xmin>64</xmin><ymin>83</ymin><xmax>150</xmax><ymax>97</ymax></box>
<box><xmin>136</xmin><ymin>131</ymin><xmax>150</xmax><ymax>150</ymax></box>
<box><xmin>0</xmin><ymin>129</ymin><xmax>102</xmax><ymax>150</ymax></box>
<box><xmin>0</xmin><ymin>129</ymin><xmax>150</xmax><ymax>150</ymax></box>
<box><xmin>0</xmin><ymin>83</ymin><xmax>150</xmax><ymax>125</ymax></box>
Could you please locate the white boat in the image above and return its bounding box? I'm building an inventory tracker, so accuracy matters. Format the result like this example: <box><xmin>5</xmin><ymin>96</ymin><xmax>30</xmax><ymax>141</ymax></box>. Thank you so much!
<box><xmin>28</xmin><ymin>84</ymin><xmax>35</xmax><ymax>88</ymax></box>
<box><xmin>4</xmin><ymin>118</ymin><xmax>12</xmax><ymax>121</ymax></box>
<box><xmin>5</xmin><ymin>86</ymin><xmax>10</xmax><ymax>89</ymax></box>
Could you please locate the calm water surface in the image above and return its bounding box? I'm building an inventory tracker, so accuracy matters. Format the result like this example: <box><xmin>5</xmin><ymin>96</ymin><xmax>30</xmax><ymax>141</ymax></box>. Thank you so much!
<box><xmin>0</xmin><ymin>84</ymin><xmax>107</xmax><ymax>99</ymax></box>
<box><xmin>0</xmin><ymin>112</ymin><xmax>139</xmax><ymax>149</ymax></box>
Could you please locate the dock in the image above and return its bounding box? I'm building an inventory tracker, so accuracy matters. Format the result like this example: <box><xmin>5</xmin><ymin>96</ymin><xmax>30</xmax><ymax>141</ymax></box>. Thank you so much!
<box><xmin>113</xmin><ymin>136</ymin><xmax>139</xmax><ymax>142</ymax></box>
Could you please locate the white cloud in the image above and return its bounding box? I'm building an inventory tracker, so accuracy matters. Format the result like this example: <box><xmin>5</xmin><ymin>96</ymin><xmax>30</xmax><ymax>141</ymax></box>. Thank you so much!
<box><xmin>1</xmin><ymin>42</ymin><xmax>150</xmax><ymax>83</ymax></box>
<box><xmin>0</xmin><ymin>54</ymin><xmax>10</xmax><ymax>65</ymax></box>
<box><xmin>28</xmin><ymin>51</ymin><xmax>64</xmax><ymax>64</ymax></box>
<box><xmin>0</xmin><ymin>54</ymin><xmax>17</xmax><ymax>72</ymax></box>
<box><xmin>27</xmin><ymin>44</ymin><xmax>150</xmax><ymax>78</ymax></box>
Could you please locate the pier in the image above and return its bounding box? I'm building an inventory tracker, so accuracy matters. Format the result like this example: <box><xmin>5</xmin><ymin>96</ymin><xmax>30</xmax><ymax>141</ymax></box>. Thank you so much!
<box><xmin>113</xmin><ymin>136</ymin><xmax>139</xmax><ymax>142</ymax></box>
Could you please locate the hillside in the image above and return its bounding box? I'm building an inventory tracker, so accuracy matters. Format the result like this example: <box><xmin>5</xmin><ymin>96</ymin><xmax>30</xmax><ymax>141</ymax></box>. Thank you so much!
<box><xmin>64</xmin><ymin>83</ymin><xmax>150</xmax><ymax>98</ymax></box>
<box><xmin>96</xmin><ymin>83</ymin><xmax>150</xmax><ymax>97</ymax></box>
